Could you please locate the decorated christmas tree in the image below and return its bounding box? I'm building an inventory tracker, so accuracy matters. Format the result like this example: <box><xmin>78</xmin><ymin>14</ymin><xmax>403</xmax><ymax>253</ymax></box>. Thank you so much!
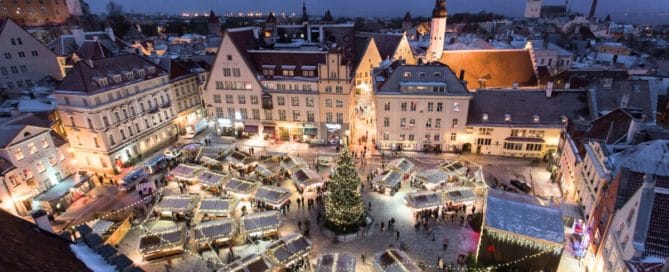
<box><xmin>324</xmin><ymin>150</ymin><xmax>365</xmax><ymax>233</ymax></box>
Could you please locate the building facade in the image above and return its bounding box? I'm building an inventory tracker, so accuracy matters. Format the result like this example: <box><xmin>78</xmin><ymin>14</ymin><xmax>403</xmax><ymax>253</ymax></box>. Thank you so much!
<box><xmin>0</xmin><ymin>0</ymin><xmax>81</xmax><ymax>27</ymax></box>
<box><xmin>55</xmin><ymin>54</ymin><xmax>178</xmax><ymax>174</ymax></box>
<box><xmin>0</xmin><ymin>18</ymin><xmax>64</xmax><ymax>96</ymax></box>
<box><xmin>524</xmin><ymin>0</ymin><xmax>543</xmax><ymax>18</ymax></box>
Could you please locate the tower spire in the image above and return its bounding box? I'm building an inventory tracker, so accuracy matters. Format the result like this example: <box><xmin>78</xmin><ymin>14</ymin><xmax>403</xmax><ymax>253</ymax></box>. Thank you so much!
<box><xmin>301</xmin><ymin>0</ymin><xmax>308</xmax><ymax>23</ymax></box>
<box><xmin>432</xmin><ymin>0</ymin><xmax>447</xmax><ymax>18</ymax></box>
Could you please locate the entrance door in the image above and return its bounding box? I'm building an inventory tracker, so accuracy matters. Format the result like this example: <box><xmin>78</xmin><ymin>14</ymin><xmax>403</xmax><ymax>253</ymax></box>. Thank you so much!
<box><xmin>476</xmin><ymin>145</ymin><xmax>481</xmax><ymax>154</ymax></box>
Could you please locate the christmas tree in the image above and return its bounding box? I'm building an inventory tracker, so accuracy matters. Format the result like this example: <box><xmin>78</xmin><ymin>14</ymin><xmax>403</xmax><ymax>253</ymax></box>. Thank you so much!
<box><xmin>324</xmin><ymin>150</ymin><xmax>365</xmax><ymax>233</ymax></box>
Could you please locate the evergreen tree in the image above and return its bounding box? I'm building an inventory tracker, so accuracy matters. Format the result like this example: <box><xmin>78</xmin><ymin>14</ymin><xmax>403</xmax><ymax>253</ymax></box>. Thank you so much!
<box><xmin>325</xmin><ymin>150</ymin><xmax>365</xmax><ymax>232</ymax></box>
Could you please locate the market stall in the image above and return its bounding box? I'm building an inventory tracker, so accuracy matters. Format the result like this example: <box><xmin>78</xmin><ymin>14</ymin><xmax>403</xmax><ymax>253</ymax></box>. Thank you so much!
<box><xmin>265</xmin><ymin>234</ymin><xmax>312</xmax><ymax>270</ymax></box>
<box><xmin>32</xmin><ymin>174</ymin><xmax>93</xmax><ymax>215</ymax></box>
<box><xmin>315</xmin><ymin>253</ymin><xmax>356</xmax><ymax>272</ymax></box>
<box><xmin>240</xmin><ymin>210</ymin><xmax>281</xmax><ymax>239</ymax></box>
<box><xmin>200</xmin><ymin>144</ymin><xmax>235</xmax><ymax>165</ymax></box>
<box><xmin>387</xmin><ymin>158</ymin><xmax>415</xmax><ymax>175</ymax></box>
<box><xmin>198</xmin><ymin>197</ymin><xmax>237</xmax><ymax>218</ymax></box>
<box><xmin>254</xmin><ymin>163</ymin><xmax>280</xmax><ymax>184</ymax></box>
<box><xmin>373</xmin><ymin>248</ymin><xmax>422</xmax><ymax>272</ymax></box>
<box><xmin>170</xmin><ymin>164</ymin><xmax>203</xmax><ymax>184</ymax></box>
<box><xmin>153</xmin><ymin>195</ymin><xmax>199</xmax><ymax>219</ymax></box>
<box><xmin>442</xmin><ymin>186</ymin><xmax>477</xmax><ymax>208</ymax></box>
<box><xmin>372</xmin><ymin>170</ymin><xmax>403</xmax><ymax>195</ymax></box>
<box><xmin>405</xmin><ymin>191</ymin><xmax>442</xmax><ymax>212</ymax></box>
<box><xmin>226</xmin><ymin>151</ymin><xmax>257</xmax><ymax>168</ymax></box>
<box><xmin>254</xmin><ymin>185</ymin><xmax>292</xmax><ymax>209</ymax></box>
<box><xmin>88</xmin><ymin>212</ymin><xmax>132</xmax><ymax>246</ymax></box>
<box><xmin>197</xmin><ymin>170</ymin><xmax>227</xmax><ymax>191</ymax></box>
<box><xmin>220</xmin><ymin>254</ymin><xmax>273</xmax><ymax>272</ymax></box>
<box><xmin>411</xmin><ymin>168</ymin><xmax>449</xmax><ymax>190</ymax></box>
<box><xmin>290</xmin><ymin>167</ymin><xmax>323</xmax><ymax>192</ymax></box>
<box><xmin>438</xmin><ymin>160</ymin><xmax>468</xmax><ymax>176</ymax></box>
<box><xmin>223</xmin><ymin>178</ymin><xmax>259</xmax><ymax>200</ymax></box>
<box><xmin>280</xmin><ymin>156</ymin><xmax>307</xmax><ymax>173</ymax></box>
<box><xmin>139</xmin><ymin>221</ymin><xmax>185</xmax><ymax>260</ymax></box>
<box><xmin>192</xmin><ymin>218</ymin><xmax>237</xmax><ymax>249</ymax></box>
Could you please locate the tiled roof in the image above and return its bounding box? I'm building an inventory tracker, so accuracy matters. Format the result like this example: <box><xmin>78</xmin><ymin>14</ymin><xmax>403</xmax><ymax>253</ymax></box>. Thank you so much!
<box><xmin>589</xmin><ymin>80</ymin><xmax>654</xmax><ymax>119</ymax></box>
<box><xmin>57</xmin><ymin>54</ymin><xmax>167</xmax><ymax>93</ymax></box>
<box><xmin>439</xmin><ymin>49</ymin><xmax>537</xmax><ymax>89</ymax></box>
<box><xmin>467</xmin><ymin>89</ymin><xmax>590</xmax><ymax>127</ymax></box>
<box><xmin>375</xmin><ymin>63</ymin><xmax>468</xmax><ymax>96</ymax></box>
<box><xmin>0</xmin><ymin>209</ymin><xmax>91</xmax><ymax>271</ymax></box>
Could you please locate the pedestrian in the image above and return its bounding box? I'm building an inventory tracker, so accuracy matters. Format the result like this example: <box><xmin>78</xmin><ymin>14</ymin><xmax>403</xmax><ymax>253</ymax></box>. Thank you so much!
<box><xmin>361</xmin><ymin>252</ymin><xmax>366</xmax><ymax>263</ymax></box>
<box><xmin>396</xmin><ymin>230</ymin><xmax>400</xmax><ymax>241</ymax></box>
<box><xmin>380</xmin><ymin>222</ymin><xmax>385</xmax><ymax>231</ymax></box>
<box><xmin>442</xmin><ymin>238</ymin><xmax>449</xmax><ymax>250</ymax></box>
<box><xmin>297</xmin><ymin>198</ymin><xmax>301</xmax><ymax>207</ymax></box>
<box><xmin>297</xmin><ymin>220</ymin><xmax>302</xmax><ymax>230</ymax></box>
<box><xmin>368</xmin><ymin>201</ymin><xmax>372</xmax><ymax>210</ymax></box>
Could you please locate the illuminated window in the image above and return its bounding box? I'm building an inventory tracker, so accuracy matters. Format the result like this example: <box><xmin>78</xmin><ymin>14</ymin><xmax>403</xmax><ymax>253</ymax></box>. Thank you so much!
<box><xmin>36</xmin><ymin>162</ymin><xmax>46</xmax><ymax>173</ymax></box>
<box><xmin>14</xmin><ymin>148</ymin><xmax>24</xmax><ymax>160</ymax></box>
<box><xmin>28</xmin><ymin>143</ymin><xmax>37</xmax><ymax>154</ymax></box>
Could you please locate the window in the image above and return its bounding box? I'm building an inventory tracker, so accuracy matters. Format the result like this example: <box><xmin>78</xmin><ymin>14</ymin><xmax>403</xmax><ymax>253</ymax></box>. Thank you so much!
<box><xmin>277</xmin><ymin>96</ymin><xmax>285</xmax><ymax>106</ymax></box>
<box><xmin>232</xmin><ymin>68</ymin><xmax>241</xmax><ymax>77</ymax></box>
<box><xmin>278</xmin><ymin>110</ymin><xmax>286</xmax><ymax>121</ymax></box>
<box><xmin>336</xmin><ymin>113</ymin><xmax>343</xmax><ymax>124</ymax></box>
<box><xmin>307</xmin><ymin>111</ymin><xmax>315</xmax><ymax>122</ymax></box>
<box><xmin>41</xmin><ymin>137</ymin><xmax>49</xmax><ymax>148</ymax></box>
<box><xmin>109</xmin><ymin>135</ymin><xmax>116</xmax><ymax>146</ymax></box>
<box><xmin>18</xmin><ymin>51</ymin><xmax>25</xmax><ymax>58</ymax></box>
<box><xmin>526</xmin><ymin>143</ymin><xmax>542</xmax><ymax>151</ymax></box>
<box><xmin>384</xmin><ymin>102</ymin><xmax>390</xmax><ymax>111</ymax></box>
<box><xmin>400</xmin><ymin>118</ymin><xmax>406</xmax><ymax>128</ymax></box>
<box><xmin>383</xmin><ymin>132</ymin><xmax>389</xmax><ymax>140</ymax></box>
<box><xmin>120</xmin><ymin>129</ymin><xmax>126</xmax><ymax>140</ymax></box>
<box><xmin>335</xmin><ymin>86</ymin><xmax>343</xmax><ymax>93</ymax></box>
<box><xmin>325</xmin><ymin>99</ymin><xmax>332</xmax><ymax>107</ymax></box>
<box><xmin>511</xmin><ymin>129</ymin><xmax>526</xmax><ymax>138</ymax></box>
<box><xmin>306</xmin><ymin>97</ymin><xmax>314</xmax><ymax>107</ymax></box>
<box><xmin>408</xmin><ymin>134</ymin><xmax>415</xmax><ymax>141</ymax></box>
<box><xmin>226</xmin><ymin>54</ymin><xmax>232</xmax><ymax>61</ymax></box>
<box><xmin>292</xmin><ymin>110</ymin><xmax>301</xmax><ymax>121</ymax></box>
<box><xmin>410</xmin><ymin>101</ymin><xmax>417</xmax><ymax>111</ymax></box>
<box><xmin>223</xmin><ymin>68</ymin><xmax>231</xmax><ymax>77</ymax></box>
<box><xmin>22</xmin><ymin>169</ymin><xmax>33</xmax><ymax>179</ymax></box>
<box><xmin>238</xmin><ymin>95</ymin><xmax>246</xmax><ymax>104</ymax></box>
<box><xmin>36</xmin><ymin>162</ymin><xmax>46</xmax><ymax>173</ymax></box>
<box><xmin>282</xmin><ymin>69</ymin><xmax>294</xmax><ymax>76</ymax></box>
<box><xmin>19</xmin><ymin>65</ymin><xmax>27</xmax><ymax>73</ymax></box>
<box><xmin>450</xmin><ymin>133</ymin><xmax>457</xmax><ymax>141</ymax></box>
<box><xmin>401</xmin><ymin>102</ymin><xmax>407</xmax><ymax>111</ymax></box>
<box><xmin>336</xmin><ymin>100</ymin><xmax>343</xmax><ymax>108</ymax></box>
<box><xmin>384</xmin><ymin>117</ymin><xmax>390</xmax><ymax>127</ymax></box>
<box><xmin>0</xmin><ymin>67</ymin><xmax>6</xmax><ymax>75</ymax></box>
<box><xmin>427</xmin><ymin>102</ymin><xmax>434</xmax><ymax>112</ymax></box>
<box><xmin>325</xmin><ymin>86</ymin><xmax>332</xmax><ymax>93</ymax></box>
<box><xmin>48</xmin><ymin>156</ymin><xmax>56</xmax><ymax>166</ymax></box>
<box><xmin>250</xmin><ymin>95</ymin><xmax>259</xmax><ymax>105</ymax></box>
<box><xmin>453</xmin><ymin>102</ymin><xmax>460</xmax><ymax>112</ymax></box>
<box><xmin>503</xmin><ymin>142</ymin><xmax>523</xmax><ymax>150</ymax></box>
<box><xmin>14</xmin><ymin>148</ymin><xmax>24</xmax><ymax>160</ymax></box>
<box><xmin>326</xmin><ymin>112</ymin><xmax>333</xmax><ymax>123</ymax></box>
<box><xmin>264</xmin><ymin>109</ymin><xmax>273</xmax><ymax>120</ymax></box>
<box><xmin>409</xmin><ymin>118</ymin><xmax>415</xmax><ymax>127</ymax></box>
<box><xmin>477</xmin><ymin>138</ymin><xmax>492</xmax><ymax>146</ymax></box>
<box><xmin>252</xmin><ymin>109</ymin><xmax>260</xmax><ymax>120</ymax></box>
<box><xmin>452</xmin><ymin>119</ymin><xmax>458</xmax><ymax>128</ymax></box>
<box><xmin>479</xmin><ymin>128</ymin><xmax>493</xmax><ymax>136</ymax></box>
<box><xmin>215</xmin><ymin>107</ymin><xmax>224</xmax><ymax>117</ymax></box>
<box><xmin>399</xmin><ymin>134</ymin><xmax>405</xmax><ymax>141</ymax></box>
<box><xmin>11</xmin><ymin>66</ymin><xmax>18</xmax><ymax>74</ymax></box>
<box><xmin>215</xmin><ymin>81</ymin><xmax>224</xmax><ymax>89</ymax></box>
<box><xmin>239</xmin><ymin>108</ymin><xmax>248</xmax><ymax>119</ymax></box>
<box><xmin>225</xmin><ymin>95</ymin><xmax>233</xmax><ymax>104</ymax></box>
<box><xmin>426</xmin><ymin>118</ymin><xmax>432</xmax><ymax>128</ymax></box>
<box><xmin>4</xmin><ymin>52</ymin><xmax>11</xmax><ymax>59</ymax></box>
<box><xmin>69</xmin><ymin>116</ymin><xmax>76</xmax><ymax>127</ymax></box>
<box><xmin>435</xmin><ymin>118</ymin><xmax>441</xmax><ymax>128</ymax></box>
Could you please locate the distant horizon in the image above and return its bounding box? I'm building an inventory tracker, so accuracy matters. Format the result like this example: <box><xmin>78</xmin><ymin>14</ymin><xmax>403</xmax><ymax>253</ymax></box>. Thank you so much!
<box><xmin>88</xmin><ymin>0</ymin><xmax>669</xmax><ymax>25</ymax></box>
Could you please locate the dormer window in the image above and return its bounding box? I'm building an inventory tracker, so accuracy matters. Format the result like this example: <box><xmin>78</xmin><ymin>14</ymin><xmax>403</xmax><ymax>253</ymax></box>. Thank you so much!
<box><xmin>482</xmin><ymin>114</ymin><xmax>488</xmax><ymax>121</ymax></box>
<box><xmin>94</xmin><ymin>77</ymin><xmax>109</xmax><ymax>87</ymax></box>
<box><xmin>434</xmin><ymin>72</ymin><xmax>442</xmax><ymax>77</ymax></box>
<box><xmin>532</xmin><ymin>115</ymin><xmax>540</xmax><ymax>123</ymax></box>
<box><xmin>124</xmin><ymin>71</ymin><xmax>135</xmax><ymax>80</ymax></box>
<box><xmin>281</xmin><ymin>65</ymin><xmax>295</xmax><ymax>77</ymax></box>
<box><xmin>112</xmin><ymin>74</ymin><xmax>122</xmax><ymax>83</ymax></box>
<box><xmin>504</xmin><ymin>114</ymin><xmax>511</xmax><ymax>122</ymax></box>
<box><xmin>403</xmin><ymin>72</ymin><xmax>412</xmax><ymax>78</ymax></box>
<box><xmin>146</xmin><ymin>66</ymin><xmax>156</xmax><ymax>74</ymax></box>
<box><xmin>418</xmin><ymin>72</ymin><xmax>426</xmax><ymax>78</ymax></box>
<box><xmin>135</xmin><ymin>68</ymin><xmax>146</xmax><ymax>77</ymax></box>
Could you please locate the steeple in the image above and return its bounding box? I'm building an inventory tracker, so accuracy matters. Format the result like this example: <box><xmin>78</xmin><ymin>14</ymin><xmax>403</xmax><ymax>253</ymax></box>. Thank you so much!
<box><xmin>432</xmin><ymin>0</ymin><xmax>447</xmax><ymax>18</ymax></box>
<box><xmin>301</xmin><ymin>0</ymin><xmax>308</xmax><ymax>23</ymax></box>
<box><xmin>403</xmin><ymin>11</ymin><xmax>412</xmax><ymax>22</ymax></box>
<box><xmin>323</xmin><ymin>10</ymin><xmax>333</xmax><ymax>23</ymax></box>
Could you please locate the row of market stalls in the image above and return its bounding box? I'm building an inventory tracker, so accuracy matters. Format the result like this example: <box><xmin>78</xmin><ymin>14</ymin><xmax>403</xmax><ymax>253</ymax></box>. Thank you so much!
<box><xmin>404</xmin><ymin>187</ymin><xmax>477</xmax><ymax>213</ymax></box>
<box><xmin>138</xmin><ymin>211</ymin><xmax>282</xmax><ymax>260</ymax></box>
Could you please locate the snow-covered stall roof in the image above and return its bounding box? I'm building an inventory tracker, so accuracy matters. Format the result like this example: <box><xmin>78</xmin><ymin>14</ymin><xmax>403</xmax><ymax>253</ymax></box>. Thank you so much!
<box><xmin>405</xmin><ymin>191</ymin><xmax>442</xmax><ymax>210</ymax></box>
<box><xmin>372</xmin><ymin>170</ymin><xmax>403</xmax><ymax>188</ymax></box>
<box><xmin>223</xmin><ymin>178</ymin><xmax>259</xmax><ymax>197</ymax></box>
<box><xmin>170</xmin><ymin>164</ymin><xmax>202</xmax><ymax>180</ymax></box>
<box><xmin>388</xmin><ymin>158</ymin><xmax>415</xmax><ymax>173</ymax></box>
<box><xmin>265</xmin><ymin>234</ymin><xmax>312</xmax><ymax>266</ymax></box>
<box><xmin>193</xmin><ymin>218</ymin><xmax>237</xmax><ymax>243</ymax></box>
<box><xmin>373</xmin><ymin>248</ymin><xmax>421</xmax><ymax>272</ymax></box>
<box><xmin>197</xmin><ymin>171</ymin><xmax>227</xmax><ymax>188</ymax></box>
<box><xmin>240</xmin><ymin>211</ymin><xmax>281</xmax><ymax>235</ymax></box>
<box><xmin>316</xmin><ymin>253</ymin><xmax>356</xmax><ymax>272</ymax></box>
<box><xmin>412</xmin><ymin>169</ymin><xmax>449</xmax><ymax>186</ymax></box>
<box><xmin>221</xmin><ymin>254</ymin><xmax>273</xmax><ymax>272</ymax></box>
<box><xmin>139</xmin><ymin>222</ymin><xmax>185</xmax><ymax>254</ymax></box>
<box><xmin>291</xmin><ymin>167</ymin><xmax>323</xmax><ymax>189</ymax></box>
<box><xmin>485</xmin><ymin>191</ymin><xmax>564</xmax><ymax>245</ymax></box>
<box><xmin>198</xmin><ymin>197</ymin><xmax>237</xmax><ymax>217</ymax></box>
<box><xmin>280</xmin><ymin>156</ymin><xmax>307</xmax><ymax>172</ymax></box>
<box><xmin>154</xmin><ymin>195</ymin><xmax>199</xmax><ymax>214</ymax></box>
<box><xmin>70</xmin><ymin>244</ymin><xmax>117</xmax><ymax>272</ymax></box>
<box><xmin>254</xmin><ymin>185</ymin><xmax>292</xmax><ymax>207</ymax></box>
<box><xmin>255</xmin><ymin>164</ymin><xmax>277</xmax><ymax>178</ymax></box>
<box><xmin>438</xmin><ymin>160</ymin><xmax>467</xmax><ymax>175</ymax></box>
<box><xmin>226</xmin><ymin>151</ymin><xmax>257</xmax><ymax>166</ymax></box>
<box><xmin>442</xmin><ymin>187</ymin><xmax>477</xmax><ymax>205</ymax></box>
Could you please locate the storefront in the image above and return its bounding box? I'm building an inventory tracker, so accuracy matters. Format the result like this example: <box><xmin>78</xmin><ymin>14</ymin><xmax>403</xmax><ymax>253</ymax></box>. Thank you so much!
<box><xmin>216</xmin><ymin>118</ymin><xmax>236</xmax><ymax>136</ymax></box>
<box><xmin>261</xmin><ymin>122</ymin><xmax>276</xmax><ymax>139</ymax></box>
<box><xmin>243</xmin><ymin>125</ymin><xmax>259</xmax><ymax>138</ymax></box>
<box><xmin>33</xmin><ymin>174</ymin><xmax>93</xmax><ymax>215</ymax></box>
<box><xmin>325</xmin><ymin>123</ymin><xmax>342</xmax><ymax>145</ymax></box>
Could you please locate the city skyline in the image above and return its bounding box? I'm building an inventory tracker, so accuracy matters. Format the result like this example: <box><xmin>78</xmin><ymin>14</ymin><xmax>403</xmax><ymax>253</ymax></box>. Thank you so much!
<box><xmin>89</xmin><ymin>0</ymin><xmax>669</xmax><ymax>24</ymax></box>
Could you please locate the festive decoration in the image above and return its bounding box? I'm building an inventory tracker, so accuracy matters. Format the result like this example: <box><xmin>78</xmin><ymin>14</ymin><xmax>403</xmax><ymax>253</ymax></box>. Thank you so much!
<box><xmin>324</xmin><ymin>150</ymin><xmax>365</xmax><ymax>232</ymax></box>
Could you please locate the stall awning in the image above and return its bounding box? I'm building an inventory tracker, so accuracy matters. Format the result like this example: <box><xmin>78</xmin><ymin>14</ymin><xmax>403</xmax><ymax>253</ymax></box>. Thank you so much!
<box><xmin>304</xmin><ymin>128</ymin><xmax>317</xmax><ymax>136</ymax></box>
<box><xmin>244</xmin><ymin>125</ymin><xmax>259</xmax><ymax>133</ymax></box>
<box><xmin>263</xmin><ymin>126</ymin><xmax>275</xmax><ymax>134</ymax></box>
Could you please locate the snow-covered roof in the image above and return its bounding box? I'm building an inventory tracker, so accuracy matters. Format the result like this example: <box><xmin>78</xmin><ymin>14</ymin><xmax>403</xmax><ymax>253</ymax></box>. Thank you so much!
<box><xmin>70</xmin><ymin>244</ymin><xmax>117</xmax><ymax>272</ymax></box>
<box><xmin>484</xmin><ymin>190</ymin><xmax>564</xmax><ymax>244</ymax></box>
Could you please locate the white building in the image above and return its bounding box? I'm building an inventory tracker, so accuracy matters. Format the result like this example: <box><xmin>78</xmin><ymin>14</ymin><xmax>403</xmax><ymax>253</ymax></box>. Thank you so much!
<box><xmin>426</xmin><ymin>0</ymin><xmax>447</xmax><ymax>62</ymax></box>
<box><xmin>525</xmin><ymin>0</ymin><xmax>543</xmax><ymax>18</ymax></box>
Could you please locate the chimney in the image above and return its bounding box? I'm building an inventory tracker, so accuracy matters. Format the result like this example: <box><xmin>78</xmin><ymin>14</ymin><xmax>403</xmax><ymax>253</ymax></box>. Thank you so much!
<box><xmin>85</xmin><ymin>59</ymin><xmax>94</xmax><ymax>68</ymax></box>
<box><xmin>459</xmin><ymin>69</ymin><xmax>465</xmax><ymax>81</ymax></box>
<box><xmin>546</xmin><ymin>81</ymin><xmax>554</xmax><ymax>97</ymax></box>
<box><xmin>626</xmin><ymin>115</ymin><xmax>644</xmax><ymax>144</ymax></box>
<box><xmin>31</xmin><ymin>210</ymin><xmax>54</xmax><ymax>233</ymax></box>
<box><xmin>71</xmin><ymin>27</ymin><xmax>85</xmax><ymax>47</ymax></box>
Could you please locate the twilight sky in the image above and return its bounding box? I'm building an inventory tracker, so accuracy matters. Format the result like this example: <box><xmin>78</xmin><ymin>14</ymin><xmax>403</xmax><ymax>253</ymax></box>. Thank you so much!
<box><xmin>89</xmin><ymin>0</ymin><xmax>669</xmax><ymax>24</ymax></box>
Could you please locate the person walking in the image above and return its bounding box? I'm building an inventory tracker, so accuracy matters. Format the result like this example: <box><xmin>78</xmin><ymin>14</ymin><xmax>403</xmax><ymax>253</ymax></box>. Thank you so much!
<box><xmin>396</xmin><ymin>230</ymin><xmax>400</xmax><ymax>241</ymax></box>
<box><xmin>361</xmin><ymin>252</ymin><xmax>366</xmax><ymax>263</ymax></box>
<box><xmin>297</xmin><ymin>220</ymin><xmax>302</xmax><ymax>230</ymax></box>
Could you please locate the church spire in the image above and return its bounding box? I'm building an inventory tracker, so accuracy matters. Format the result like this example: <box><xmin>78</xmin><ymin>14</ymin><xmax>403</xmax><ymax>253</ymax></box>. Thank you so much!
<box><xmin>301</xmin><ymin>0</ymin><xmax>308</xmax><ymax>23</ymax></box>
<box><xmin>432</xmin><ymin>0</ymin><xmax>447</xmax><ymax>18</ymax></box>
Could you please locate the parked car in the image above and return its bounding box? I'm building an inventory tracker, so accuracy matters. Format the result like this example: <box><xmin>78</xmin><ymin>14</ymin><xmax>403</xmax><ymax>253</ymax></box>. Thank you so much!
<box><xmin>164</xmin><ymin>148</ymin><xmax>183</xmax><ymax>159</ymax></box>
<box><xmin>510</xmin><ymin>179</ymin><xmax>532</xmax><ymax>193</ymax></box>
<box><xmin>120</xmin><ymin>168</ymin><xmax>149</xmax><ymax>191</ymax></box>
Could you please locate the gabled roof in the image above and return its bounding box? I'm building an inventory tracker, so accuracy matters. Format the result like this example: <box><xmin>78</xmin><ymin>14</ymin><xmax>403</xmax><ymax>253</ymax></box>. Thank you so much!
<box><xmin>439</xmin><ymin>49</ymin><xmax>537</xmax><ymax>89</ymax></box>
<box><xmin>0</xmin><ymin>209</ymin><xmax>91</xmax><ymax>271</ymax></box>
<box><xmin>76</xmin><ymin>40</ymin><xmax>112</xmax><ymax>59</ymax></box>
<box><xmin>158</xmin><ymin>58</ymin><xmax>196</xmax><ymax>82</ymax></box>
<box><xmin>589</xmin><ymin>80</ymin><xmax>654</xmax><ymax>119</ymax></box>
<box><xmin>583</xmin><ymin>108</ymin><xmax>643</xmax><ymax>145</ymax></box>
<box><xmin>57</xmin><ymin>54</ymin><xmax>167</xmax><ymax>93</ymax></box>
<box><xmin>357</xmin><ymin>32</ymin><xmax>403</xmax><ymax>60</ymax></box>
<box><xmin>467</xmin><ymin>89</ymin><xmax>590</xmax><ymax>127</ymax></box>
